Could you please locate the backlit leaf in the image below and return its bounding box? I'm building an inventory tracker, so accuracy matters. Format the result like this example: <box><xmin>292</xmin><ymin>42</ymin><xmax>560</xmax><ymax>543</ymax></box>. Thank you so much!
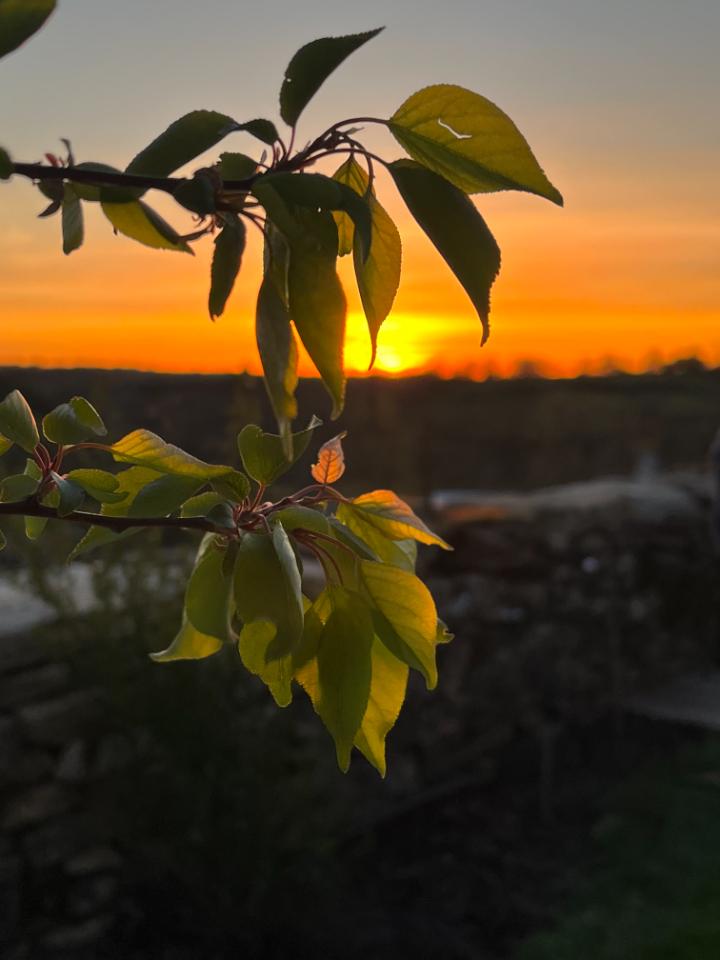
<box><xmin>261</xmin><ymin>172</ymin><xmax>372</xmax><ymax>260</ymax></box>
<box><xmin>272</xmin><ymin>505</ymin><xmax>331</xmax><ymax>537</ymax></box>
<box><xmin>1</xmin><ymin>473</ymin><xmax>39</xmax><ymax>502</ymax></box>
<box><xmin>112</xmin><ymin>429</ymin><xmax>243</xmax><ymax>484</ymax></box>
<box><xmin>42</xmin><ymin>396</ymin><xmax>106</xmax><ymax>444</ymax></box>
<box><xmin>361</xmin><ymin>559</ymin><xmax>439</xmax><ymax>689</ymax></box>
<box><xmin>0</xmin><ymin>433</ymin><xmax>12</xmax><ymax>455</ymax></box>
<box><xmin>256</xmin><ymin>272</ymin><xmax>299</xmax><ymax>436</ymax></box>
<box><xmin>333</xmin><ymin>157</ymin><xmax>401</xmax><ymax>366</ymax></box>
<box><xmin>280</xmin><ymin>28</ymin><xmax>384</xmax><ymax>127</ymax></box>
<box><xmin>238</xmin><ymin>619</ymin><xmax>293</xmax><ymax>707</ymax></box>
<box><xmin>354</xmin><ymin>637</ymin><xmax>409</xmax><ymax>777</ymax></box>
<box><xmin>209</xmin><ymin>213</ymin><xmax>246</xmax><ymax>319</ymax></box>
<box><xmin>179</xmin><ymin>491</ymin><xmax>227</xmax><ymax>518</ymax></box>
<box><xmin>25</xmin><ymin>516</ymin><xmax>48</xmax><ymax>541</ymax></box>
<box><xmin>65</xmin><ymin>469</ymin><xmax>127</xmax><ymax>504</ymax></box>
<box><xmin>389</xmin><ymin>83</ymin><xmax>563</xmax><ymax>204</ymax></box>
<box><xmin>315</xmin><ymin>587</ymin><xmax>373</xmax><ymax>771</ymax></box>
<box><xmin>287</xmin><ymin>209</ymin><xmax>346</xmax><ymax>418</ymax></box>
<box><xmin>344</xmin><ymin>489</ymin><xmax>451</xmax><ymax>550</ymax></box>
<box><xmin>0</xmin><ymin>390</ymin><xmax>39</xmax><ymax>453</ymax></box>
<box><xmin>101</xmin><ymin>200</ymin><xmax>192</xmax><ymax>253</ymax></box>
<box><xmin>126</xmin><ymin>110</ymin><xmax>238</xmax><ymax>178</ymax></box>
<box><xmin>61</xmin><ymin>184</ymin><xmax>83</xmax><ymax>255</ymax></box>
<box><xmin>185</xmin><ymin>535</ymin><xmax>231</xmax><ymax>640</ymax></box>
<box><xmin>151</xmin><ymin>615</ymin><xmax>223</xmax><ymax>662</ymax></box>
<box><xmin>68</xmin><ymin>466</ymin><xmax>160</xmax><ymax>560</ymax></box>
<box><xmin>311</xmin><ymin>432</ymin><xmax>346</xmax><ymax>484</ymax></box>
<box><xmin>336</xmin><ymin>502</ymin><xmax>416</xmax><ymax>571</ymax></box>
<box><xmin>233</xmin><ymin>530</ymin><xmax>303</xmax><ymax>658</ymax></box>
<box><xmin>389</xmin><ymin>160</ymin><xmax>500</xmax><ymax>344</ymax></box>
<box><xmin>128</xmin><ymin>474</ymin><xmax>201</xmax><ymax>518</ymax></box>
<box><xmin>237</xmin><ymin>416</ymin><xmax>321</xmax><ymax>486</ymax></box>
<box><xmin>0</xmin><ymin>0</ymin><xmax>56</xmax><ymax>59</ymax></box>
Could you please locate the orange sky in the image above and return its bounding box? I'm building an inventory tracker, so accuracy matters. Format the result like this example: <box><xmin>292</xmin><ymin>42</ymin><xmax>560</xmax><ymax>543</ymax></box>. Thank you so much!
<box><xmin>1</xmin><ymin>1</ymin><xmax>718</xmax><ymax>379</ymax></box>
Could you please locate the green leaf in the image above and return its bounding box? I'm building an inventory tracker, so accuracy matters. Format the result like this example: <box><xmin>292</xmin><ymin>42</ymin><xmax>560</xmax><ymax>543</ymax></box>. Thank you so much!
<box><xmin>209</xmin><ymin>213</ymin><xmax>246</xmax><ymax>319</ymax></box>
<box><xmin>180</xmin><ymin>491</ymin><xmax>227</xmax><ymax>518</ymax></box>
<box><xmin>151</xmin><ymin>615</ymin><xmax>223</xmax><ymax>662</ymax></box>
<box><xmin>269</xmin><ymin>521</ymin><xmax>304</xmax><ymax>659</ymax></box>
<box><xmin>68</xmin><ymin>466</ymin><xmax>160</xmax><ymax>560</ymax></box>
<box><xmin>238</xmin><ymin>620</ymin><xmax>293</xmax><ymax>707</ymax></box>
<box><xmin>286</xmin><ymin>209</ymin><xmax>346</xmax><ymax>418</ymax></box>
<box><xmin>256</xmin><ymin>272</ymin><xmax>299</xmax><ymax>437</ymax></box>
<box><xmin>335</xmin><ymin>503</ymin><xmax>416</xmax><ymax>571</ymax></box>
<box><xmin>210</xmin><ymin>471</ymin><xmax>250</xmax><ymax>502</ymax></box>
<box><xmin>0</xmin><ymin>146</ymin><xmax>13</xmax><ymax>179</ymax></box>
<box><xmin>71</xmin><ymin>162</ymin><xmax>123</xmax><ymax>202</ymax></box>
<box><xmin>0</xmin><ymin>390</ymin><xmax>39</xmax><ymax>453</ymax></box>
<box><xmin>389</xmin><ymin>84</ymin><xmax>563</xmax><ymax>205</ymax></box>
<box><xmin>126</xmin><ymin>110</ymin><xmax>239</xmax><ymax>178</ymax></box>
<box><xmin>101</xmin><ymin>200</ymin><xmax>192</xmax><ymax>253</ymax></box>
<box><xmin>173</xmin><ymin>173</ymin><xmax>216</xmax><ymax>216</ymax></box>
<box><xmin>111</xmin><ymin>429</ymin><xmax>243</xmax><ymax>484</ymax></box>
<box><xmin>361</xmin><ymin>560</ymin><xmax>439</xmax><ymax>690</ymax></box>
<box><xmin>185</xmin><ymin>535</ymin><xmax>231</xmax><ymax>640</ymax></box>
<box><xmin>260</xmin><ymin>173</ymin><xmax>372</xmax><ymax>260</ymax></box>
<box><xmin>341</xmin><ymin>489</ymin><xmax>451</xmax><ymax>550</ymax></box>
<box><xmin>128</xmin><ymin>474</ymin><xmax>201</xmax><ymax>518</ymax></box>
<box><xmin>279</xmin><ymin>28</ymin><xmax>384</xmax><ymax>127</ymax></box>
<box><xmin>389</xmin><ymin>160</ymin><xmax>500</xmax><ymax>344</ymax></box>
<box><xmin>354</xmin><ymin>636</ymin><xmax>409</xmax><ymax>777</ymax></box>
<box><xmin>64</xmin><ymin>469</ymin><xmax>126</xmax><ymax>504</ymax></box>
<box><xmin>1</xmin><ymin>473</ymin><xmax>39</xmax><ymax>502</ymax></box>
<box><xmin>271</xmin><ymin>505</ymin><xmax>331</xmax><ymax>537</ymax></box>
<box><xmin>42</xmin><ymin>396</ymin><xmax>106</xmax><ymax>444</ymax></box>
<box><xmin>0</xmin><ymin>0</ymin><xmax>56</xmax><ymax>59</ymax></box>
<box><xmin>233</xmin><ymin>530</ymin><xmax>303</xmax><ymax>660</ymax></box>
<box><xmin>437</xmin><ymin>619</ymin><xmax>454</xmax><ymax>644</ymax></box>
<box><xmin>237</xmin><ymin>415</ymin><xmax>321</xmax><ymax>485</ymax></box>
<box><xmin>237</xmin><ymin>119</ymin><xmax>279</xmax><ymax>146</ymax></box>
<box><xmin>50</xmin><ymin>472</ymin><xmax>85</xmax><ymax>517</ymax></box>
<box><xmin>61</xmin><ymin>184</ymin><xmax>83</xmax><ymax>255</ymax></box>
<box><xmin>0</xmin><ymin>433</ymin><xmax>12</xmax><ymax>456</ymax></box>
<box><xmin>316</xmin><ymin>587</ymin><xmax>374</xmax><ymax>772</ymax></box>
<box><xmin>217</xmin><ymin>152</ymin><xmax>258</xmax><ymax>180</ymax></box>
<box><xmin>334</xmin><ymin>157</ymin><xmax>402</xmax><ymax>366</ymax></box>
<box><xmin>25</xmin><ymin>515</ymin><xmax>48</xmax><ymax>540</ymax></box>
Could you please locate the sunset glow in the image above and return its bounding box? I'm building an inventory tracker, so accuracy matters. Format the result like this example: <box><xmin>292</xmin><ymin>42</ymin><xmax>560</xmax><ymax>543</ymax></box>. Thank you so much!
<box><xmin>1</xmin><ymin>1</ymin><xmax>718</xmax><ymax>380</ymax></box>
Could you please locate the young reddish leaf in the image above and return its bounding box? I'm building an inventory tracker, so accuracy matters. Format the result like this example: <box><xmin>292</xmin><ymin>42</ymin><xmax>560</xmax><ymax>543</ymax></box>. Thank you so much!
<box><xmin>311</xmin><ymin>432</ymin><xmax>347</xmax><ymax>484</ymax></box>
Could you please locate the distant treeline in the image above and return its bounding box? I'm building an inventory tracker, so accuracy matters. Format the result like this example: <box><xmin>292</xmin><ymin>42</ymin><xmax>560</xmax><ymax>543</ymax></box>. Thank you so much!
<box><xmin>1</xmin><ymin>365</ymin><xmax>718</xmax><ymax>495</ymax></box>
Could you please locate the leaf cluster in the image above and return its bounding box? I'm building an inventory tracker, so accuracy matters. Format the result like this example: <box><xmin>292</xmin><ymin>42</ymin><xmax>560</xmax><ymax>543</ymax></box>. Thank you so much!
<box><xmin>1</xmin><ymin>18</ymin><xmax>561</xmax><ymax>439</ymax></box>
<box><xmin>0</xmin><ymin>389</ymin><xmax>452</xmax><ymax>773</ymax></box>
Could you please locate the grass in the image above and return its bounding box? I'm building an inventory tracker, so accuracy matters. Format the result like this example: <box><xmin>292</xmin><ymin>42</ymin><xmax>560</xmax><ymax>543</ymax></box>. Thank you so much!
<box><xmin>517</xmin><ymin>735</ymin><xmax>720</xmax><ymax>960</ymax></box>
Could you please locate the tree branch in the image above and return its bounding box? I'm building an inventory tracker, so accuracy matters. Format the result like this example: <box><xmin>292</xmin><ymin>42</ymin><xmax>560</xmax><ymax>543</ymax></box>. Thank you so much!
<box><xmin>11</xmin><ymin>162</ymin><xmax>257</xmax><ymax>195</ymax></box>
<box><xmin>0</xmin><ymin>498</ymin><xmax>229</xmax><ymax>536</ymax></box>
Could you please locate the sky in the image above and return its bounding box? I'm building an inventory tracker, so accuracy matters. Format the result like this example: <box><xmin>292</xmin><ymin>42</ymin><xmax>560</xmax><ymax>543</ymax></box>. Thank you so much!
<box><xmin>0</xmin><ymin>0</ymin><xmax>718</xmax><ymax>378</ymax></box>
